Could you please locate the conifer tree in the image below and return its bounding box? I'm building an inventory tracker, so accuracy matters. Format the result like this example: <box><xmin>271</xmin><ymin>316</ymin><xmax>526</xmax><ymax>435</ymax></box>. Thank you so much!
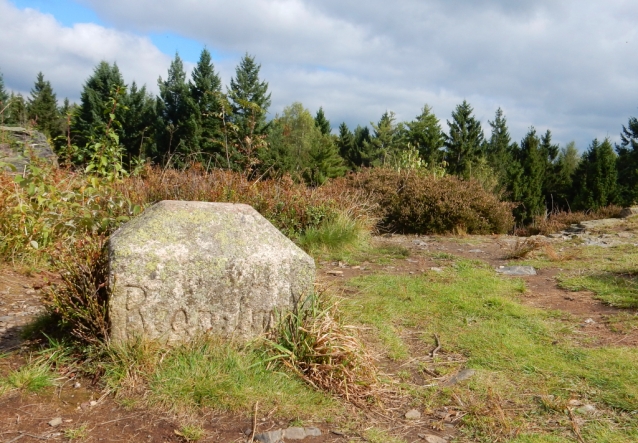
<box><xmin>573</xmin><ymin>138</ymin><xmax>618</xmax><ymax>210</ymax></box>
<box><xmin>156</xmin><ymin>54</ymin><xmax>198</xmax><ymax>163</ymax></box>
<box><xmin>121</xmin><ymin>81</ymin><xmax>156</xmax><ymax>163</ymax></box>
<box><xmin>5</xmin><ymin>93</ymin><xmax>27</xmax><ymax>126</ymax></box>
<box><xmin>616</xmin><ymin>115</ymin><xmax>638</xmax><ymax>205</ymax></box>
<box><xmin>406</xmin><ymin>105</ymin><xmax>444</xmax><ymax>165</ymax></box>
<box><xmin>363</xmin><ymin>111</ymin><xmax>404</xmax><ymax>166</ymax></box>
<box><xmin>511</xmin><ymin>128</ymin><xmax>545</xmax><ymax>223</ymax></box>
<box><xmin>27</xmin><ymin>72</ymin><xmax>60</xmax><ymax>138</ymax></box>
<box><xmin>444</xmin><ymin>100</ymin><xmax>484</xmax><ymax>176</ymax></box>
<box><xmin>0</xmin><ymin>69</ymin><xmax>8</xmax><ymax>121</ymax></box>
<box><xmin>189</xmin><ymin>49</ymin><xmax>223</xmax><ymax>165</ymax></box>
<box><xmin>314</xmin><ymin>107</ymin><xmax>331</xmax><ymax>135</ymax></box>
<box><xmin>337</xmin><ymin>123</ymin><xmax>359</xmax><ymax>170</ymax></box>
<box><xmin>539</xmin><ymin>130</ymin><xmax>561</xmax><ymax>209</ymax></box>
<box><xmin>73</xmin><ymin>62</ymin><xmax>127</xmax><ymax>148</ymax></box>
<box><xmin>485</xmin><ymin>108</ymin><xmax>513</xmax><ymax>185</ymax></box>
<box><xmin>229</xmin><ymin>54</ymin><xmax>271</xmax><ymax>140</ymax></box>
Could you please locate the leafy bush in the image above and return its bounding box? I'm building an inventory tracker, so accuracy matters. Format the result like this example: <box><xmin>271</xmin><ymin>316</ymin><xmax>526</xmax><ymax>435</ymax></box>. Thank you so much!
<box><xmin>347</xmin><ymin>167</ymin><xmax>514</xmax><ymax>234</ymax></box>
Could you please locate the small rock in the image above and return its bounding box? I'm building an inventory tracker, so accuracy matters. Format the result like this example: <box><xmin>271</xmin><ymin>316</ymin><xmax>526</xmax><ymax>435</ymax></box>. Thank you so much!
<box><xmin>284</xmin><ymin>427</ymin><xmax>306</xmax><ymax>440</ymax></box>
<box><xmin>429</xmin><ymin>267</ymin><xmax>444</xmax><ymax>273</ymax></box>
<box><xmin>495</xmin><ymin>266</ymin><xmax>537</xmax><ymax>276</ymax></box>
<box><xmin>243</xmin><ymin>428</ymin><xmax>252</xmax><ymax>436</ymax></box>
<box><xmin>73</xmin><ymin>382</ymin><xmax>81</xmax><ymax>388</ymax></box>
<box><xmin>304</xmin><ymin>427</ymin><xmax>321</xmax><ymax>437</ymax></box>
<box><xmin>422</xmin><ymin>435</ymin><xmax>447</xmax><ymax>443</ymax></box>
<box><xmin>89</xmin><ymin>400</ymin><xmax>97</xmax><ymax>407</ymax></box>
<box><xmin>584</xmin><ymin>318</ymin><xmax>596</xmax><ymax>324</ymax></box>
<box><xmin>48</xmin><ymin>417</ymin><xmax>63</xmax><ymax>427</ymax></box>
<box><xmin>255</xmin><ymin>429</ymin><xmax>284</xmax><ymax>443</ymax></box>
<box><xmin>25</xmin><ymin>289</ymin><xmax>36</xmax><ymax>295</ymax></box>
<box><xmin>405</xmin><ymin>409</ymin><xmax>421</xmax><ymax>420</ymax></box>
<box><xmin>568</xmin><ymin>399</ymin><xmax>583</xmax><ymax>406</ymax></box>
<box><xmin>576</xmin><ymin>404</ymin><xmax>597</xmax><ymax>415</ymax></box>
<box><xmin>468</xmin><ymin>249</ymin><xmax>483</xmax><ymax>253</ymax></box>
<box><xmin>326</xmin><ymin>270</ymin><xmax>344</xmax><ymax>276</ymax></box>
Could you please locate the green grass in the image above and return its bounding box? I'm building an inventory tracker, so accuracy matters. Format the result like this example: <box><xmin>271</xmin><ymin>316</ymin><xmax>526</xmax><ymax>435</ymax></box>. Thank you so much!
<box><xmin>340</xmin><ymin>259</ymin><xmax>638</xmax><ymax>442</ymax></box>
<box><xmin>297</xmin><ymin>214</ymin><xmax>369</xmax><ymax>254</ymax></box>
<box><xmin>102</xmin><ymin>336</ymin><xmax>339</xmax><ymax>419</ymax></box>
<box><xmin>1</xmin><ymin>359</ymin><xmax>55</xmax><ymax>393</ymax></box>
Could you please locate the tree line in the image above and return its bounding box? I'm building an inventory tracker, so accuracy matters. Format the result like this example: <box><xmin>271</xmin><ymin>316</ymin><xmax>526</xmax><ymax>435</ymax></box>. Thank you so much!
<box><xmin>1</xmin><ymin>49</ymin><xmax>638</xmax><ymax>223</ymax></box>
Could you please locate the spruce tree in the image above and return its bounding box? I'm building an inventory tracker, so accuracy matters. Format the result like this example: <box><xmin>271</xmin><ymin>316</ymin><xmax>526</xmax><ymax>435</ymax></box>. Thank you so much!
<box><xmin>511</xmin><ymin>128</ymin><xmax>545</xmax><ymax>223</ymax></box>
<box><xmin>189</xmin><ymin>49</ymin><xmax>223</xmax><ymax>165</ymax></box>
<box><xmin>444</xmin><ymin>100</ymin><xmax>484</xmax><ymax>176</ymax></box>
<box><xmin>573</xmin><ymin>138</ymin><xmax>618</xmax><ymax>210</ymax></box>
<box><xmin>156</xmin><ymin>53</ymin><xmax>198</xmax><ymax>163</ymax></box>
<box><xmin>337</xmin><ymin>123</ymin><xmax>358</xmax><ymax>170</ymax></box>
<box><xmin>314</xmin><ymin>107</ymin><xmax>331</xmax><ymax>135</ymax></box>
<box><xmin>229</xmin><ymin>54</ymin><xmax>271</xmax><ymax>144</ymax></box>
<box><xmin>121</xmin><ymin>81</ymin><xmax>156</xmax><ymax>163</ymax></box>
<box><xmin>539</xmin><ymin>130</ymin><xmax>561</xmax><ymax>210</ymax></box>
<box><xmin>406</xmin><ymin>105</ymin><xmax>444</xmax><ymax>165</ymax></box>
<box><xmin>27</xmin><ymin>72</ymin><xmax>60</xmax><ymax>138</ymax></box>
<box><xmin>0</xmin><ymin>69</ymin><xmax>9</xmax><ymax>121</ymax></box>
<box><xmin>74</xmin><ymin>62</ymin><xmax>127</xmax><ymax>148</ymax></box>
<box><xmin>486</xmin><ymin>108</ymin><xmax>513</xmax><ymax>185</ymax></box>
<box><xmin>363</xmin><ymin>111</ymin><xmax>404</xmax><ymax>166</ymax></box>
<box><xmin>5</xmin><ymin>93</ymin><xmax>27</xmax><ymax>126</ymax></box>
<box><xmin>616</xmin><ymin>116</ymin><xmax>638</xmax><ymax>205</ymax></box>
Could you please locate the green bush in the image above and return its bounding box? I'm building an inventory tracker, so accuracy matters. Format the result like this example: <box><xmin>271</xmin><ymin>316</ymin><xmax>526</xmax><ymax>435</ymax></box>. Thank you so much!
<box><xmin>347</xmin><ymin>167</ymin><xmax>514</xmax><ymax>234</ymax></box>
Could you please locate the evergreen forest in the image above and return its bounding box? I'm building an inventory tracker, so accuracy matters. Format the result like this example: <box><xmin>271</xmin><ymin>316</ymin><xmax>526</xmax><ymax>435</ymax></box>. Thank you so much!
<box><xmin>2</xmin><ymin>50</ymin><xmax>638</xmax><ymax>226</ymax></box>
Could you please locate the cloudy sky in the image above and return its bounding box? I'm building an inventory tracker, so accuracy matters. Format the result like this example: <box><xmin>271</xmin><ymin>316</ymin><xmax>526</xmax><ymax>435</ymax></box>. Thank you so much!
<box><xmin>1</xmin><ymin>0</ymin><xmax>637</xmax><ymax>150</ymax></box>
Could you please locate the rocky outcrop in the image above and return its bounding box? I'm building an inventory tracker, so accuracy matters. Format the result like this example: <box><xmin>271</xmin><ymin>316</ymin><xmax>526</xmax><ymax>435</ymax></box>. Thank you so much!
<box><xmin>108</xmin><ymin>201</ymin><xmax>315</xmax><ymax>343</ymax></box>
<box><xmin>0</xmin><ymin>126</ymin><xmax>58</xmax><ymax>171</ymax></box>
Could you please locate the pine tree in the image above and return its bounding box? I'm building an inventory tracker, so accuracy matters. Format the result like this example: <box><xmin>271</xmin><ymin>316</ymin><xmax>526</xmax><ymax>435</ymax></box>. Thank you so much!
<box><xmin>314</xmin><ymin>107</ymin><xmax>331</xmax><ymax>135</ymax></box>
<box><xmin>5</xmin><ymin>93</ymin><xmax>27</xmax><ymax>126</ymax></box>
<box><xmin>573</xmin><ymin>138</ymin><xmax>618</xmax><ymax>210</ymax></box>
<box><xmin>539</xmin><ymin>130</ymin><xmax>561</xmax><ymax>210</ymax></box>
<box><xmin>156</xmin><ymin>54</ymin><xmax>198</xmax><ymax>163</ymax></box>
<box><xmin>189</xmin><ymin>48</ymin><xmax>223</xmax><ymax>165</ymax></box>
<box><xmin>229</xmin><ymin>54</ymin><xmax>271</xmax><ymax>142</ymax></box>
<box><xmin>406</xmin><ymin>105</ymin><xmax>444</xmax><ymax>165</ymax></box>
<box><xmin>73</xmin><ymin>62</ymin><xmax>127</xmax><ymax>148</ymax></box>
<box><xmin>337</xmin><ymin>123</ymin><xmax>358</xmax><ymax>170</ymax></box>
<box><xmin>511</xmin><ymin>128</ymin><xmax>545</xmax><ymax>223</ymax></box>
<box><xmin>616</xmin><ymin>116</ymin><xmax>638</xmax><ymax>205</ymax></box>
<box><xmin>27</xmin><ymin>72</ymin><xmax>60</xmax><ymax>138</ymax></box>
<box><xmin>444</xmin><ymin>100</ymin><xmax>484</xmax><ymax>176</ymax></box>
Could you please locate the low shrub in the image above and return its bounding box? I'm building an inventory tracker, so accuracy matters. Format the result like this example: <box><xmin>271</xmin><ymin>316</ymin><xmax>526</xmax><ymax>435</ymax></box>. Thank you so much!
<box><xmin>116</xmin><ymin>165</ymin><xmax>376</xmax><ymax>241</ymax></box>
<box><xmin>347</xmin><ymin>167</ymin><xmax>514</xmax><ymax>234</ymax></box>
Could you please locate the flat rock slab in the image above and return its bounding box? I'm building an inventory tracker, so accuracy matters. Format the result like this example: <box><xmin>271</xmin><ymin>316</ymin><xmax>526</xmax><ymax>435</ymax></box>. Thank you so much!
<box><xmin>108</xmin><ymin>201</ymin><xmax>315</xmax><ymax>343</ymax></box>
<box><xmin>496</xmin><ymin>266</ymin><xmax>537</xmax><ymax>276</ymax></box>
<box><xmin>578</xmin><ymin>218</ymin><xmax>625</xmax><ymax>230</ymax></box>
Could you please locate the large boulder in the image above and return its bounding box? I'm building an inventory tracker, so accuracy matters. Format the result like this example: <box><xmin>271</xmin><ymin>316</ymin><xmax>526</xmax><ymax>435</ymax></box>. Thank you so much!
<box><xmin>108</xmin><ymin>201</ymin><xmax>315</xmax><ymax>343</ymax></box>
<box><xmin>0</xmin><ymin>126</ymin><xmax>58</xmax><ymax>171</ymax></box>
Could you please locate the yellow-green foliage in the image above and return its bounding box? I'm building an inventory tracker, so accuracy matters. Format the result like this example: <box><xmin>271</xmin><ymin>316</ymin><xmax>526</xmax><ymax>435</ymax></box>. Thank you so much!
<box><xmin>347</xmin><ymin>167</ymin><xmax>514</xmax><ymax>234</ymax></box>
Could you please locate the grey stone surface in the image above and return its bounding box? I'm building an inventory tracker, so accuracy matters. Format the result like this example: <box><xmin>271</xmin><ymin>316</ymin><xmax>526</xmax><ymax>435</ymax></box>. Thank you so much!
<box><xmin>255</xmin><ymin>429</ymin><xmax>284</xmax><ymax>443</ymax></box>
<box><xmin>423</xmin><ymin>435</ymin><xmax>447</xmax><ymax>443</ymax></box>
<box><xmin>108</xmin><ymin>201</ymin><xmax>315</xmax><ymax>343</ymax></box>
<box><xmin>444</xmin><ymin>369</ymin><xmax>476</xmax><ymax>386</ymax></box>
<box><xmin>496</xmin><ymin>266</ymin><xmax>537</xmax><ymax>276</ymax></box>
<box><xmin>48</xmin><ymin>417</ymin><xmax>62</xmax><ymax>427</ymax></box>
<box><xmin>284</xmin><ymin>427</ymin><xmax>307</xmax><ymax>439</ymax></box>
<box><xmin>405</xmin><ymin>409</ymin><xmax>421</xmax><ymax>420</ymax></box>
<box><xmin>303</xmin><ymin>427</ymin><xmax>322</xmax><ymax>437</ymax></box>
<box><xmin>0</xmin><ymin>126</ymin><xmax>57</xmax><ymax>171</ymax></box>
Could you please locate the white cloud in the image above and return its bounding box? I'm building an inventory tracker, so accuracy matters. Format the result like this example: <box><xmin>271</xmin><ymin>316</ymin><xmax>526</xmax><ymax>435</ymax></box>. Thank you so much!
<box><xmin>3</xmin><ymin>0</ymin><xmax>638</xmax><ymax>149</ymax></box>
<box><xmin>0</xmin><ymin>0</ymin><xmax>171</xmax><ymax>102</ymax></box>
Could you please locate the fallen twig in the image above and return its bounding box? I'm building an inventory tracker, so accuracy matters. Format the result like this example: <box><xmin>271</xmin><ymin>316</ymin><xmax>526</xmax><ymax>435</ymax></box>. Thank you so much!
<box><xmin>250</xmin><ymin>401</ymin><xmax>259</xmax><ymax>443</ymax></box>
<box><xmin>430</xmin><ymin>334</ymin><xmax>441</xmax><ymax>358</ymax></box>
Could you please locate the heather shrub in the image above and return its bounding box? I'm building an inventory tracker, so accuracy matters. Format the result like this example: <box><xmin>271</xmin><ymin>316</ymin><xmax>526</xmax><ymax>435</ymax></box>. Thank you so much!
<box><xmin>347</xmin><ymin>168</ymin><xmax>514</xmax><ymax>234</ymax></box>
<box><xmin>520</xmin><ymin>205</ymin><xmax>624</xmax><ymax>236</ymax></box>
<box><xmin>116</xmin><ymin>165</ymin><xmax>376</xmax><ymax>240</ymax></box>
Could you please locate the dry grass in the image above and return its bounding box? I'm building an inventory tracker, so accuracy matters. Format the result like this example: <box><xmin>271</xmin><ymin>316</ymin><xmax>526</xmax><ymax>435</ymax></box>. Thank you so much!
<box><xmin>265</xmin><ymin>295</ymin><xmax>382</xmax><ymax>408</ymax></box>
<box><xmin>519</xmin><ymin>205</ymin><xmax>624</xmax><ymax>236</ymax></box>
<box><xmin>501</xmin><ymin>237</ymin><xmax>546</xmax><ymax>260</ymax></box>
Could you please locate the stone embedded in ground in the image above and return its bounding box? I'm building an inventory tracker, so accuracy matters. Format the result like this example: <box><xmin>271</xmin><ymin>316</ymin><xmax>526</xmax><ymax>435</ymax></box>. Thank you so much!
<box><xmin>422</xmin><ymin>435</ymin><xmax>447</xmax><ymax>443</ymax></box>
<box><xmin>496</xmin><ymin>266</ymin><xmax>537</xmax><ymax>276</ymax></box>
<box><xmin>303</xmin><ymin>427</ymin><xmax>321</xmax><ymax>437</ymax></box>
<box><xmin>48</xmin><ymin>417</ymin><xmax>62</xmax><ymax>427</ymax></box>
<box><xmin>255</xmin><ymin>429</ymin><xmax>284</xmax><ymax>443</ymax></box>
<box><xmin>108</xmin><ymin>201</ymin><xmax>315</xmax><ymax>343</ymax></box>
<box><xmin>405</xmin><ymin>409</ymin><xmax>421</xmax><ymax>420</ymax></box>
<box><xmin>0</xmin><ymin>126</ymin><xmax>58</xmax><ymax>172</ymax></box>
<box><xmin>284</xmin><ymin>427</ymin><xmax>307</xmax><ymax>439</ymax></box>
<box><xmin>576</xmin><ymin>404</ymin><xmax>597</xmax><ymax>415</ymax></box>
